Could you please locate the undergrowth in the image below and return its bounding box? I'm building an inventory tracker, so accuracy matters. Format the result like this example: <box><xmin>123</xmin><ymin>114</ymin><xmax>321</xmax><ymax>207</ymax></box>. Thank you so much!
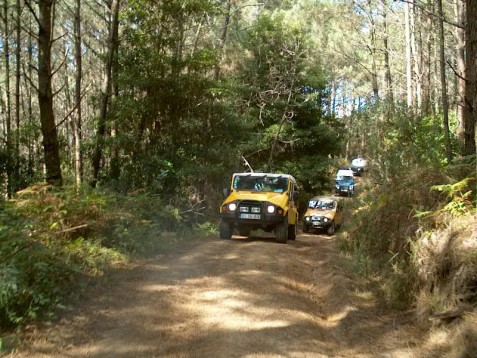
<box><xmin>0</xmin><ymin>184</ymin><xmax>213</xmax><ymax>331</ymax></box>
<box><xmin>338</xmin><ymin>157</ymin><xmax>476</xmax><ymax>315</ymax></box>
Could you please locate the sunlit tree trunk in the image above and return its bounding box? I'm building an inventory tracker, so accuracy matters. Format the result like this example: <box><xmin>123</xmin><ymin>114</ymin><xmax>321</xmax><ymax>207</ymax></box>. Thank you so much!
<box><xmin>2</xmin><ymin>0</ymin><xmax>12</xmax><ymax>194</ymax></box>
<box><xmin>383</xmin><ymin>0</ymin><xmax>393</xmax><ymax>112</ymax></box>
<box><xmin>437</xmin><ymin>0</ymin><xmax>453</xmax><ymax>163</ymax></box>
<box><xmin>405</xmin><ymin>1</ymin><xmax>413</xmax><ymax>107</ymax></box>
<box><xmin>15</xmin><ymin>0</ymin><xmax>21</xmax><ymax>166</ymax></box>
<box><xmin>421</xmin><ymin>1</ymin><xmax>433</xmax><ymax>116</ymax></box>
<box><xmin>455</xmin><ymin>0</ymin><xmax>466</xmax><ymax>152</ymax></box>
<box><xmin>411</xmin><ymin>4</ymin><xmax>421</xmax><ymax>110</ymax></box>
<box><xmin>26</xmin><ymin>13</ymin><xmax>34</xmax><ymax>175</ymax></box>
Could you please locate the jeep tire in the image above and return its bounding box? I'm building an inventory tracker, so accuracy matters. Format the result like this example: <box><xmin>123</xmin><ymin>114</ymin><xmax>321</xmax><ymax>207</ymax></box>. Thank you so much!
<box><xmin>288</xmin><ymin>223</ymin><xmax>296</xmax><ymax>240</ymax></box>
<box><xmin>275</xmin><ymin>220</ymin><xmax>288</xmax><ymax>244</ymax></box>
<box><xmin>326</xmin><ymin>221</ymin><xmax>335</xmax><ymax>236</ymax></box>
<box><xmin>219</xmin><ymin>220</ymin><xmax>233</xmax><ymax>240</ymax></box>
<box><xmin>302</xmin><ymin>223</ymin><xmax>309</xmax><ymax>233</ymax></box>
<box><xmin>238</xmin><ymin>226</ymin><xmax>251</xmax><ymax>237</ymax></box>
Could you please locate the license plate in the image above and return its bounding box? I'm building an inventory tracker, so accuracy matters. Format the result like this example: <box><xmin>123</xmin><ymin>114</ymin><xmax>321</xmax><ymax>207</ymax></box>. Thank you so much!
<box><xmin>240</xmin><ymin>213</ymin><xmax>260</xmax><ymax>219</ymax></box>
<box><xmin>312</xmin><ymin>222</ymin><xmax>322</xmax><ymax>227</ymax></box>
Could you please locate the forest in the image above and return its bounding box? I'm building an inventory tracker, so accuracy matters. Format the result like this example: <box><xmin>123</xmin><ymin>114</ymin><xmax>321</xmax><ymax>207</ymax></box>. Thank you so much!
<box><xmin>0</xmin><ymin>0</ymin><xmax>476</xmax><ymax>354</ymax></box>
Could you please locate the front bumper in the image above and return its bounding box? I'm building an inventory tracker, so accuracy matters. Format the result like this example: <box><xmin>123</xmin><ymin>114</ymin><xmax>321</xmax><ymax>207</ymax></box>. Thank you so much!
<box><xmin>335</xmin><ymin>185</ymin><xmax>354</xmax><ymax>194</ymax></box>
<box><xmin>220</xmin><ymin>201</ymin><xmax>285</xmax><ymax>226</ymax></box>
<box><xmin>304</xmin><ymin>216</ymin><xmax>332</xmax><ymax>228</ymax></box>
<box><xmin>351</xmin><ymin>167</ymin><xmax>363</xmax><ymax>175</ymax></box>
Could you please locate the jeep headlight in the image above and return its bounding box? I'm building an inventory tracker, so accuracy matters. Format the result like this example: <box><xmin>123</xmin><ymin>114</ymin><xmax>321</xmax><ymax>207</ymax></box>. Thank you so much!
<box><xmin>305</xmin><ymin>216</ymin><xmax>311</xmax><ymax>222</ymax></box>
<box><xmin>267</xmin><ymin>205</ymin><xmax>276</xmax><ymax>214</ymax></box>
<box><xmin>324</xmin><ymin>217</ymin><xmax>329</xmax><ymax>222</ymax></box>
<box><xmin>349</xmin><ymin>185</ymin><xmax>354</xmax><ymax>190</ymax></box>
<box><xmin>335</xmin><ymin>184</ymin><xmax>340</xmax><ymax>189</ymax></box>
<box><xmin>228</xmin><ymin>203</ymin><xmax>237</xmax><ymax>211</ymax></box>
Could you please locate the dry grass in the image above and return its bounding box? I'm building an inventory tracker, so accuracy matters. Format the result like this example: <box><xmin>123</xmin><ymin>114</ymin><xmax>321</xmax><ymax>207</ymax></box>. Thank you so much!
<box><xmin>417</xmin><ymin>312</ymin><xmax>477</xmax><ymax>358</ymax></box>
<box><xmin>340</xmin><ymin>164</ymin><xmax>476</xmax><ymax>354</ymax></box>
<box><xmin>414</xmin><ymin>212</ymin><xmax>477</xmax><ymax>322</ymax></box>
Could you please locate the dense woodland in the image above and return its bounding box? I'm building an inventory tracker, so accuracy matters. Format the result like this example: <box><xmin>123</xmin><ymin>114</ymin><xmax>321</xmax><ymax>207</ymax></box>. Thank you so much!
<box><xmin>0</xmin><ymin>0</ymin><xmax>475</xmax><ymax>198</ymax></box>
<box><xmin>0</xmin><ymin>0</ymin><xmax>476</xmax><ymax>352</ymax></box>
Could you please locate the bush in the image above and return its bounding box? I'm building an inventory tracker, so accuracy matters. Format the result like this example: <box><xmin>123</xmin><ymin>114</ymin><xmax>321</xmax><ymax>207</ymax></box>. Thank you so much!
<box><xmin>0</xmin><ymin>185</ymin><xmax>120</xmax><ymax>328</ymax></box>
<box><xmin>340</xmin><ymin>165</ymin><xmax>476</xmax><ymax>310</ymax></box>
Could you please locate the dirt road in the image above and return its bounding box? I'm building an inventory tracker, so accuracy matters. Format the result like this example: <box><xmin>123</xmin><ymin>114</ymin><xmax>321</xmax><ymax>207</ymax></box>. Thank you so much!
<box><xmin>10</xmin><ymin>232</ymin><xmax>423</xmax><ymax>357</ymax></box>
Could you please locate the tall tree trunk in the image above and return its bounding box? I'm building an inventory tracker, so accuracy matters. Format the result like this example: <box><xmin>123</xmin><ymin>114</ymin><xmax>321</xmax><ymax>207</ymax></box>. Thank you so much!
<box><xmin>36</xmin><ymin>0</ymin><xmax>62</xmax><ymax>185</ymax></box>
<box><xmin>15</xmin><ymin>0</ymin><xmax>21</xmax><ymax>167</ymax></box>
<box><xmin>370</xmin><ymin>41</ymin><xmax>379</xmax><ymax>101</ymax></box>
<box><xmin>2</xmin><ymin>0</ymin><xmax>12</xmax><ymax>194</ymax></box>
<box><xmin>74</xmin><ymin>0</ymin><xmax>83</xmax><ymax>186</ymax></box>
<box><xmin>455</xmin><ymin>0</ymin><xmax>466</xmax><ymax>152</ymax></box>
<box><xmin>437</xmin><ymin>0</ymin><xmax>453</xmax><ymax>163</ymax></box>
<box><xmin>411</xmin><ymin>4</ymin><xmax>421</xmax><ymax>110</ymax></box>
<box><xmin>214</xmin><ymin>0</ymin><xmax>231</xmax><ymax>81</ymax></box>
<box><xmin>109</xmin><ymin>0</ymin><xmax>120</xmax><ymax>181</ymax></box>
<box><xmin>463</xmin><ymin>0</ymin><xmax>476</xmax><ymax>156</ymax></box>
<box><xmin>27</xmin><ymin>12</ymin><xmax>34</xmax><ymax>176</ymax></box>
<box><xmin>405</xmin><ymin>1</ymin><xmax>413</xmax><ymax>107</ymax></box>
<box><xmin>91</xmin><ymin>0</ymin><xmax>120</xmax><ymax>187</ymax></box>
<box><xmin>383</xmin><ymin>0</ymin><xmax>394</xmax><ymax>110</ymax></box>
<box><xmin>421</xmin><ymin>1</ymin><xmax>433</xmax><ymax>116</ymax></box>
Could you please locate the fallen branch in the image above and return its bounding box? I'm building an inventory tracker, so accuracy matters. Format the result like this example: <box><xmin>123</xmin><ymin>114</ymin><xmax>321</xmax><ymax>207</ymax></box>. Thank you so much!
<box><xmin>428</xmin><ymin>307</ymin><xmax>467</xmax><ymax>321</ymax></box>
<box><xmin>56</xmin><ymin>224</ymin><xmax>88</xmax><ymax>234</ymax></box>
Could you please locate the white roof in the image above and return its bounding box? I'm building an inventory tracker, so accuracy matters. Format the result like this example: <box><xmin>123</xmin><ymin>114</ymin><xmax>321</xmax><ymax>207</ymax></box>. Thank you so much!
<box><xmin>337</xmin><ymin>169</ymin><xmax>354</xmax><ymax>176</ymax></box>
<box><xmin>351</xmin><ymin>158</ymin><xmax>366</xmax><ymax>166</ymax></box>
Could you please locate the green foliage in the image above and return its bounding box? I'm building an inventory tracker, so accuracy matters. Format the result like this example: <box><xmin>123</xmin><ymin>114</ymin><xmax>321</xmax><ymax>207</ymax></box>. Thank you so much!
<box><xmin>0</xmin><ymin>183</ymin><xmax>218</xmax><ymax>329</ymax></box>
<box><xmin>339</xmin><ymin>165</ymin><xmax>453</xmax><ymax>305</ymax></box>
<box><xmin>0</xmin><ymin>188</ymin><xmax>131</xmax><ymax>326</ymax></box>
<box><xmin>431</xmin><ymin>177</ymin><xmax>475</xmax><ymax>217</ymax></box>
<box><xmin>0</xmin><ymin>240</ymin><xmax>73</xmax><ymax>327</ymax></box>
<box><xmin>340</xmin><ymin>148</ymin><xmax>476</xmax><ymax>310</ymax></box>
<box><xmin>346</xmin><ymin>105</ymin><xmax>460</xmax><ymax>180</ymax></box>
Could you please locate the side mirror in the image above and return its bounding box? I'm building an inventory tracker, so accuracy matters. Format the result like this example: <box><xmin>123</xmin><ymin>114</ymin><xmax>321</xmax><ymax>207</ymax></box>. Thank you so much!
<box><xmin>292</xmin><ymin>191</ymin><xmax>299</xmax><ymax>202</ymax></box>
<box><xmin>223</xmin><ymin>188</ymin><xmax>231</xmax><ymax>198</ymax></box>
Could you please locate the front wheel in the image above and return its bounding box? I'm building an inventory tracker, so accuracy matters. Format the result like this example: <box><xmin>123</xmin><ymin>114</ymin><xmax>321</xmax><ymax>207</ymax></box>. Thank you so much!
<box><xmin>302</xmin><ymin>223</ymin><xmax>309</xmax><ymax>233</ymax></box>
<box><xmin>326</xmin><ymin>221</ymin><xmax>335</xmax><ymax>236</ymax></box>
<box><xmin>238</xmin><ymin>227</ymin><xmax>251</xmax><ymax>237</ymax></box>
<box><xmin>275</xmin><ymin>220</ymin><xmax>288</xmax><ymax>244</ymax></box>
<box><xmin>219</xmin><ymin>220</ymin><xmax>233</xmax><ymax>240</ymax></box>
<box><xmin>288</xmin><ymin>224</ymin><xmax>296</xmax><ymax>240</ymax></box>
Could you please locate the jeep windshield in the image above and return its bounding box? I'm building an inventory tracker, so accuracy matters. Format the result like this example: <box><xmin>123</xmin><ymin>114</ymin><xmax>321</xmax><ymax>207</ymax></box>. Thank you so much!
<box><xmin>233</xmin><ymin>175</ymin><xmax>289</xmax><ymax>193</ymax></box>
<box><xmin>308</xmin><ymin>199</ymin><xmax>335</xmax><ymax>210</ymax></box>
<box><xmin>336</xmin><ymin>175</ymin><xmax>353</xmax><ymax>181</ymax></box>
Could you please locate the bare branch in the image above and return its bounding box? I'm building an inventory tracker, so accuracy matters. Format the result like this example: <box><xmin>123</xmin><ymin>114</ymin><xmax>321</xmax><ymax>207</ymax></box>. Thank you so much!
<box><xmin>241</xmin><ymin>156</ymin><xmax>254</xmax><ymax>172</ymax></box>
<box><xmin>22</xmin><ymin>63</ymin><xmax>39</xmax><ymax>93</ymax></box>
<box><xmin>447</xmin><ymin>60</ymin><xmax>467</xmax><ymax>82</ymax></box>
<box><xmin>23</xmin><ymin>0</ymin><xmax>40</xmax><ymax>27</ymax></box>
<box><xmin>55</xmin><ymin>86</ymin><xmax>90</xmax><ymax>128</ymax></box>
<box><xmin>52</xmin><ymin>82</ymin><xmax>66</xmax><ymax>97</ymax></box>
<box><xmin>398</xmin><ymin>0</ymin><xmax>464</xmax><ymax>29</ymax></box>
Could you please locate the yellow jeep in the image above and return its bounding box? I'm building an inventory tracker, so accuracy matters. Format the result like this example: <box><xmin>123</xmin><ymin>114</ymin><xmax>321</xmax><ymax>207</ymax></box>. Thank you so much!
<box><xmin>302</xmin><ymin>196</ymin><xmax>342</xmax><ymax>235</ymax></box>
<box><xmin>219</xmin><ymin>173</ymin><xmax>299</xmax><ymax>243</ymax></box>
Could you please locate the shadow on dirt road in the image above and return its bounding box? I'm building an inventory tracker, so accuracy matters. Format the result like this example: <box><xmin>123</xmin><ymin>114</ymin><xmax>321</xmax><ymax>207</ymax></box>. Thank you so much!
<box><xmin>9</xmin><ymin>232</ymin><xmax>423</xmax><ymax>357</ymax></box>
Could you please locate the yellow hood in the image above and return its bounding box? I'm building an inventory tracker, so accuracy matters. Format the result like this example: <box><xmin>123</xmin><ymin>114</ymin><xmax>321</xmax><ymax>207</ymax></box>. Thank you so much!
<box><xmin>224</xmin><ymin>190</ymin><xmax>289</xmax><ymax>209</ymax></box>
<box><xmin>304</xmin><ymin>208</ymin><xmax>335</xmax><ymax>219</ymax></box>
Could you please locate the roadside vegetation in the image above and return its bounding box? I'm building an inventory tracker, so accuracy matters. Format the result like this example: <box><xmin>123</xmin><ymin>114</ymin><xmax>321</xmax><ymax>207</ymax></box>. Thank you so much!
<box><xmin>0</xmin><ymin>185</ymin><xmax>214</xmax><ymax>334</ymax></box>
<box><xmin>337</xmin><ymin>106</ymin><xmax>476</xmax><ymax>356</ymax></box>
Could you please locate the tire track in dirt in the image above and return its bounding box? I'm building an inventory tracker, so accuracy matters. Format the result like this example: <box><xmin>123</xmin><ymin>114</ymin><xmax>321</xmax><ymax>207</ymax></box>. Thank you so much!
<box><xmin>9</xmin><ymin>232</ymin><xmax>422</xmax><ymax>357</ymax></box>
